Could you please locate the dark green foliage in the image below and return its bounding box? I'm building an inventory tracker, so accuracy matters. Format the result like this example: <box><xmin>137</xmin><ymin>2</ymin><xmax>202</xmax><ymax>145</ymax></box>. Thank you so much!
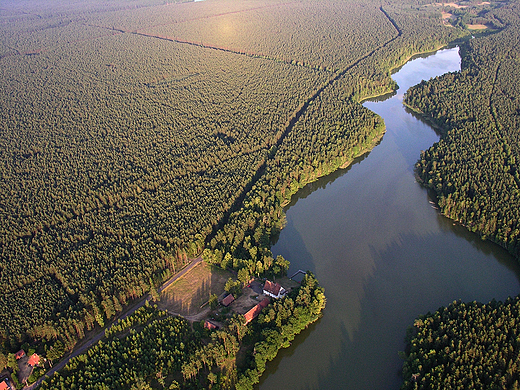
<box><xmin>46</xmin><ymin>340</ymin><xmax>65</xmax><ymax>362</ymax></box>
<box><xmin>0</xmin><ymin>0</ymin><xmax>471</xmax><ymax>385</ymax></box>
<box><xmin>406</xmin><ymin>1</ymin><xmax>520</xmax><ymax>258</ymax></box>
<box><xmin>104</xmin><ymin>304</ymin><xmax>160</xmax><ymax>339</ymax></box>
<box><xmin>40</xmin><ymin>307</ymin><xmax>197</xmax><ymax>390</ymax></box>
<box><xmin>181</xmin><ymin>273</ymin><xmax>326</xmax><ymax>390</ymax></box>
<box><xmin>401</xmin><ymin>297</ymin><xmax>520</xmax><ymax>390</ymax></box>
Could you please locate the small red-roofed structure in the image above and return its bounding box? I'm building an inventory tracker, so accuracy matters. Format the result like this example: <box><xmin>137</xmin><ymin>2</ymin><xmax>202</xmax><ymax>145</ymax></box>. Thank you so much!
<box><xmin>14</xmin><ymin>350</ymin><xmax>25</xmax><ymax>360</ymax></box>
<box><xmin>263</xmin><ymin>280</ymin><xmax>286</xmax><ymax>299</ymax></box>
<box><xmin>0</xmin><ymin>378</ymin><xmax>10</xmax><ymax>390</ymax></box>
<box><xmin>27</xmin><ymin>353</ymin><xmax>40</xmax><ymax>367</ymax></box>
<box><xmin>221</xmin><ymin>294</ymin><xmax>235</xmax><ymax>307</ymax></box>
<box><xmin>204</xmin><ymin>320</ymin><xmax>219</xmax><ymax>330</ymax></box>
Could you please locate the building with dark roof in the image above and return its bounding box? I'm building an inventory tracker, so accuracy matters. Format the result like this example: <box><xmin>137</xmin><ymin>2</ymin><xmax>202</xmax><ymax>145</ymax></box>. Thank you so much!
<box><xmin>14</xmin><ymin>350</ymin><xmax>25</xmax><ymax>360</ymax></box>
<box><xmin>221</xmin><ymin>294</ymin><xmax>235</xmax><ymax>307</ymax></box>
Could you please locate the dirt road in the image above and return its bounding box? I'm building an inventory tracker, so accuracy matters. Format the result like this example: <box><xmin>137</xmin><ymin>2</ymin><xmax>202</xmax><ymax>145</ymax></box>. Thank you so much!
<box><xmin>26</xmin><ymin>256</ymin><xmax>203</xmax><ymax>390</ymax></box>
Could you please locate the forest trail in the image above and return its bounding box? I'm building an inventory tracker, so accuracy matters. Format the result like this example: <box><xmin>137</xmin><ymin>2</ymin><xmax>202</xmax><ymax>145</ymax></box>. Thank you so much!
<box><xmin>26</xmin><ymin>256</ymin><xmax>203</xmax><ymax>390</ymax></box>
<box><xmin>23</xmin><ymin>6</ymin><xmax>403</xmax><ymax>389</ymax></box>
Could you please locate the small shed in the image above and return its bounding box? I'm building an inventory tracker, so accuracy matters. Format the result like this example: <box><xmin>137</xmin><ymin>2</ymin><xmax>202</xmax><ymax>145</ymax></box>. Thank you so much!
<box><xmin>221</xmin><ymin>294</ymin><xmax>235</xmax><ymax>307</ymax></box>
<box><xmin>204</xmin><ymin>320</ymin><xmax>219</xmax><ymax>330</ymax></box>
<box><xmin>14</xmin><ymin>350</ymin><xmax>25</xmax><ymax>360</ymax></box>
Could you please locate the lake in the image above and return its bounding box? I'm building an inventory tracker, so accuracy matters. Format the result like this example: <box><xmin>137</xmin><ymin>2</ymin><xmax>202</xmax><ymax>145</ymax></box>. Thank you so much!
<box><xmin>261</xmin><ymin>47</ymin><xmax>520</xmax><ymax>390</ymax></box>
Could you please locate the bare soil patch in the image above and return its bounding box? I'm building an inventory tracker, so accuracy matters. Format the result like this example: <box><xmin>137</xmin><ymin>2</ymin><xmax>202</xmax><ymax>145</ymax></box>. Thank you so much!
<box><xmin>435</xmin><ymin>2</ymin><xmax>468</xmax><ymax>9</ymax></box>
<box><xmin>158</xmin><ymin>262</ymin><xmax>232</xmax><ymax>316</ymax></box>
<box><xmin>230</xmin><ymin>286</ymin><xmax>266</xmax><ymax>315</ymax></box>
<box><xmin>467</xmin><ymin>24</ymin><xmax>488</xmax><ymax>29</ymax></box>
<box><xmin>441</xmin><ymin>11</ymin><xmax>455</xmax><ymax>20</ymax></box>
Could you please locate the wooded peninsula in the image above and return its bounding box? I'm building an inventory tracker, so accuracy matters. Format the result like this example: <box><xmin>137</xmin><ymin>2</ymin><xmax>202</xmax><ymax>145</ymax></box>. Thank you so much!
<box><xmin>1</xmin><ymin>0</ymin><xmax>519</xmax><ymax>389</ymax></box>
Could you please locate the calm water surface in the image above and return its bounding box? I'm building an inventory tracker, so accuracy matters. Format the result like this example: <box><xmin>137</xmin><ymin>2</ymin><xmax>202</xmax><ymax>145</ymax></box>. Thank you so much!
<box><xmin>261</xmin><ymin>48</ymin><xmax>520</xmax><ymax>390</ymax></box>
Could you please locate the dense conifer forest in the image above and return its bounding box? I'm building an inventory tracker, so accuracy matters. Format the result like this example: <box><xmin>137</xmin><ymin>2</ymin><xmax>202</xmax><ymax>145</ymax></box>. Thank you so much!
<box><xmin>401</xmin><ymin>297</ymin><xmax>520</xmax><ymax>389</ymax></box>
<box><xmin>401</xmin><ymin>1</ymin><xmax>520</xmax><ymax>387</ymax></box>
<box><xmin>4</xmin><ymin>0</ymin><xmax>517</xmax><ymax>388</ymax></box>
<box><xmin>0</xmin><ymin>0</ymin><xmax>461</xmax><ymax>356</ymax></box>
<box><xmin>405</xmin><ymin>1</ymin><xmax>520</xmax><ymax>258</ymax></box>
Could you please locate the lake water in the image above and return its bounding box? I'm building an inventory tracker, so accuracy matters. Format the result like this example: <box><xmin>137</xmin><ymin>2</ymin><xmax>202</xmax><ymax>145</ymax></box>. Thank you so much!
<box><xmin>261</xmin><ymin>47</ymin><xmax>520</xmax><ymax>390</ymax></box>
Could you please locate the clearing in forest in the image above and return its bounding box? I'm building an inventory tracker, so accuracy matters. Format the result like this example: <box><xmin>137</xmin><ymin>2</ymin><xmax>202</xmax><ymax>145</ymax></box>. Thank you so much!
<box><xmin>157</xmin><ymin>262</ymin><xmax>231</xmax><ymax>317</ymax></box>
<box><xmin>467</xmin><ymin>24</ymin><xmax>488</xmax><ymax>29</ymax></box>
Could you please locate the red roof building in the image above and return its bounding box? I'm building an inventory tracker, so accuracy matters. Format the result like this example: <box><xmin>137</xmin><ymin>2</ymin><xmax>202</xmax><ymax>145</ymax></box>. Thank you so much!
<box><xmin>221</xmin><ymin>294</ymin><xmax>235</xmax><ymax>307</ymax></box>
<box><xmin>204</xmin><ymin>320</ymin><xmax>219</xmax><ymax>330</ymax></box>
<box><xmin>0</xmin><ymin>379</ymin><xmax>10</xmax><ymax>390</ymax></box>
<box><xmin>263</xmin><ymin>280</ymin><xmax>286</xmax><ymax>299</ymax></box>
<box><xmin>14</xmin><ymin>349</ymin><xmax>25</xmax><ymax>360</ymax></box>
<box><xmin>244</xmin><ymin>298</ymin><xmax>270</xmax><ymax>324</ymax></box>
<box><xmin>27</xmin><ymin>353</ymin><xmax>40</xmax><ymax>367</ymax></box>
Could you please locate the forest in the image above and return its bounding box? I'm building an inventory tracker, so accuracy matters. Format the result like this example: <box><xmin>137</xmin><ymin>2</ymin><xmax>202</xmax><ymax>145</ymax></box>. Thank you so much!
<box><xmin>38</xmin><ymin>273</ymin><xmax>325</xmax><ymax>390</ymax></box>
<box><xmin>401</xmin><ymin>297</ymin><xmax>520</xmax><ymax>389</ymax></box>
<box><xmin>405</xmin><ymin>1</ymin><xmax>520</xmax><ymax>258</ymax></box>
<box><xmin>0</xmin><ymin>0</ymin><xmax>463</xmax><ymax>357</ymax></box>
<box><xmin>1</xmin><ymin>0</ymin><xmax>511</xmax><ymax>388</ymax></box>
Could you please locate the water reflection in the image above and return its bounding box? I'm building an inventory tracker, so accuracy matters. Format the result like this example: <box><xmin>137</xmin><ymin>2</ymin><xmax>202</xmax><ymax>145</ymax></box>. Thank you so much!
<box><xmin>261</xmin><ymin>47</ymin><xmax>520</xmax><ymax>390</ymax></box>
<box><xmin>283</xmin><ymin>148</ymin><xmax>376</xmax><ymax>210</ymax></box>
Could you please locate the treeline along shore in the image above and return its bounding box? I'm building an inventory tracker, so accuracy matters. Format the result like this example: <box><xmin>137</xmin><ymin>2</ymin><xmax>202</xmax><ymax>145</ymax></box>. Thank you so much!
<box><xmin>401</xmin><ymin>1</ymin><xmax>520</xmax><ymax>388</ymax></box>
<box><xmin>3</xmin><ymin>0</ymin><xmax>518</xmax><ymax>389</ymax></box>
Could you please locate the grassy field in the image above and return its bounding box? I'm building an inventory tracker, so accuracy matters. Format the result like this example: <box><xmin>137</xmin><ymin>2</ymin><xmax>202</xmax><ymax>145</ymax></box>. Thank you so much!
<box><xmin>158</xmin><ymin>262</ymin><xmax>232</xmax><ymax>316</ymax></box>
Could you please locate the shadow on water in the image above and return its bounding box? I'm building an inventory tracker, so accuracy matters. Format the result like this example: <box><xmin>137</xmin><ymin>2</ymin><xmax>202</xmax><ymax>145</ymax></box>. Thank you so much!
<box><xmin>271</xmin><ymin>216</ymin><xmax>317</xmax><ymax>283</ymax></box>
<box><xmin>257</xmin><ymin>318</ymin><xmax>322</xmax><ymax>389</ymax></box>
<box><xmin>282</xmin><ymin>143</ymin><xmax>380</xmax><ymax>212</ymax></box>
<box><xmin>309</xmin><ymin>228</ymin><xmax>520</xmax><ymax>390</ymax></box>
<box><xmin>262</xmin><ymin>47</ymin><xmax>520</xmax><ymax>390</ymax></box>
<box><xmin>434</xmin><ymin>211</ymin><xmax>520</xmax><ymax>275</ymax></box>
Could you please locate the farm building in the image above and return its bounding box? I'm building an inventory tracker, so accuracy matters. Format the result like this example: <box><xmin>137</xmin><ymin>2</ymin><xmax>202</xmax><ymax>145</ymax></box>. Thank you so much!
<box><xmin>263</xmin><ymin>280</ymin><xmax>286</xmax><ymax>299</ymax></box>
<box><xmin>244</xmin><ymin>297</ymin><xmax>270</xmax><ymax>324</ymax></box>
<box><xmin>221</xmin><ymin>294</ymin><xmax>235</xmax><ymax>307</ymax></box>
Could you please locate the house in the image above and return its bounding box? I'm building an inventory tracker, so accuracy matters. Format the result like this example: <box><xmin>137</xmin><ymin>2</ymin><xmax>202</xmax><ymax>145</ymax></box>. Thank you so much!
<box><xmin>14</xmin><ymin>350</ymin><xmax>25</xmax><ymax>360</ymax></box>
<box><xmin>0</xmin><ymin>378</ymin><xmax>11</xmax><ymax>390</ymax></box>
<box><xmin>244</xmin><ymin>297</ymin><xmax>270</xmax><ymax>324</ymax></box>
<box><xmin>263</xmin><ymin>280</ymin><xmax>286</xmax><ymax>299</ymax></box>
<box><xmin>204</xmin><ymin>320</ymin><xmax>219</xmax><ymax>330</ymax></box>
<box><xmin>27</xmin><ymin>353</ymin><xmax>40</xmax><ymax>367</ymax></box>
<box><xmin>221</xmin><ymin>294</ymin><xmax>235</xmax><ymax>307</ymax></box>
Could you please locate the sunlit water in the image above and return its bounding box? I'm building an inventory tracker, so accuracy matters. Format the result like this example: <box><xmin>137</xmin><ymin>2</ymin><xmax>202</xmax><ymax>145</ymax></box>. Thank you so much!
<box><xmin>261</xmin><ymin>47</ymin><xmax>520</xmax><ymax>390</ymax></box>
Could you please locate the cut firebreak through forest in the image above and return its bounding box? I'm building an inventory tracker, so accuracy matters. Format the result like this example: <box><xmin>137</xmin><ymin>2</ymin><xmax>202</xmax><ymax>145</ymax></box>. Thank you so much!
<box><xmin>3</xmin><ymin>0</ymin><xmax>518</xmax><ymax>389</ymax></box>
